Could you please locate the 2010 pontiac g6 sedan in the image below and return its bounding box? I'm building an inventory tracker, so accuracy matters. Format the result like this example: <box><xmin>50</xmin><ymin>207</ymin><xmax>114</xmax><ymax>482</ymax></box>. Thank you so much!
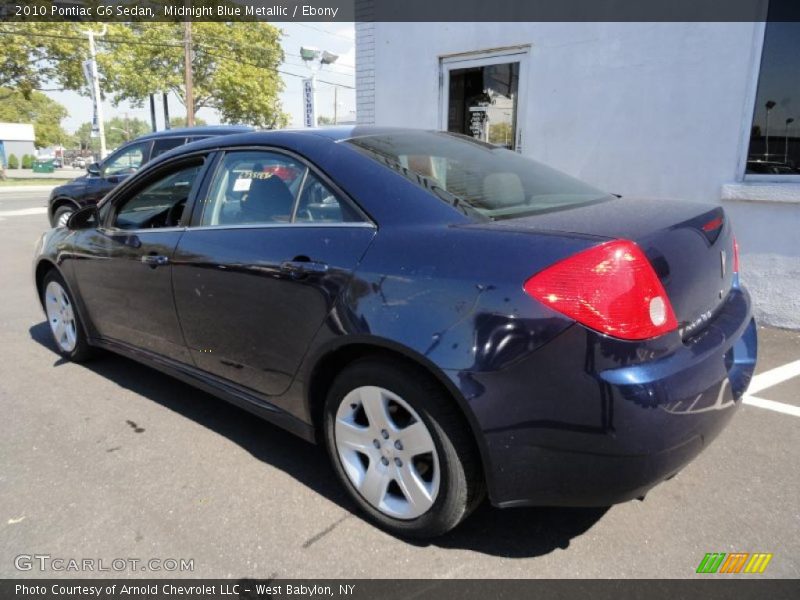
<box><xmin>34</xmin><ymin>128</ymin><xmax>757</xmax><ymax>538</ymax></box>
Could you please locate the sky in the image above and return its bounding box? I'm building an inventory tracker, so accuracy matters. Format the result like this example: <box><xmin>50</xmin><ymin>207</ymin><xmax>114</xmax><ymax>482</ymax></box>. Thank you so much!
<box><xmin>45</xmin><ymin>22</ymin><xmax>356</xmax><ymax>134</ymax></box>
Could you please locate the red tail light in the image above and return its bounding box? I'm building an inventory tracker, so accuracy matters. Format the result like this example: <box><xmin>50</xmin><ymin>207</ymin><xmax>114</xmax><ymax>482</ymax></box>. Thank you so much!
<box><xmin>524</xmin><ymin>240</ymin><xmax>678</xmax><ymax>340</ymax></box>
<box><xmin>733</xmin><ymin>236</ymin><xmax>740</xmax><ymax>274</ymax></box>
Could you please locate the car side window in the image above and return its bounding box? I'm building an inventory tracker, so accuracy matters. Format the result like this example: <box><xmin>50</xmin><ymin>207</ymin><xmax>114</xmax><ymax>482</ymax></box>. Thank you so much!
<box><xmin>103</xmin><ymin>142</ymin><xmax>149</xmax><ymax>177</ymax></box>
<box><xmin>295</xmin><ymin>172</ymin><xmax>360</xmax><ymax>223</ymax></box>
<box><xmin>198</xmin><ymin>150</ymin><xmax>362</xmax><ymax>227</ymax></box>
<box><xmin>112</xmin><ymin>163</ymin><xmax>202</xmax><ymax>230</ymax></box>
<box><xmin>199</xmin><ymin>151</ymin><xmax>307</xmax><ymax>226</ymax></box>
<box><xmin>151</xmin><ymin>137</ymin><xmax>188</xmax><ymax>159</ymax></box>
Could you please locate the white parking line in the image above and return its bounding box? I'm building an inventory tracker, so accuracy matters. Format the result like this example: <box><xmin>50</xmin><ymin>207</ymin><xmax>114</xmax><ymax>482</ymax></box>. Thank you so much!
<box><xmin>0</xmin><ymin>207</ymin><xmax>47</xmax><ymax>219</ymax></box>
<box><xmin>743</xmin><ymin>395</ymin><xmax>800</xmax><ymax>417</ymax></box>
<box><xmin>746</xmin><ymin>359</ymin><xmax>800</xmax><ymax>395</ymax></box>
<box><xmin>741</xmin><ymin>359</ymin><xmax>800</xmax><ymax>417</ymax></box>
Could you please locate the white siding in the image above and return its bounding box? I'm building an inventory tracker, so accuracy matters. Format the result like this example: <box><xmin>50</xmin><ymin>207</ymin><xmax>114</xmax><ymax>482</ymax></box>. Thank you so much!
<box><xmin>358</xmin><ymin>22</ymin><xmax>800</xmax><ymax>328</ymax></box>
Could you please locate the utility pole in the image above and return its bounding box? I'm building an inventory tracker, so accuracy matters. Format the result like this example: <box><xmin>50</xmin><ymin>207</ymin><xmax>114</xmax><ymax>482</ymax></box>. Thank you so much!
<box><xmin>184</xmin><ymin>20</ymin><xmax>195</xmax><ymax>127</ymax></box>
<box><xmin>83</xmin><ymin>27</ymin><xmax>107</xmax><ymax>159</ymax></box>
<box><xmin>149</xmin><ymin>94</ymin><xmax>157</xmax><ymax>132</ymax></box>
<box><xmin>163</xmin><ymin>93</ymin><xmax>171</xmax><ymax>129</ymax></box>
<box><xmin>333</xmin><ymin>86</ymin><xmax>338</xmax><ymax>125</ymax></box>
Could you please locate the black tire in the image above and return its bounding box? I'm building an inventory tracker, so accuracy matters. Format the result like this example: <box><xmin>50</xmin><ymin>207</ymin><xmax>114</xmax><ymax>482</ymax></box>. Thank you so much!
<box><xmin>323</xmin><ymin>358</ymin><xmax>485</xmax><ymax>538</ymax></box>
<box><xmin>52</xmin><ymin>204</ymin><xmax>75</xmax><ymax>228</ymax></box>
<box><xmin>41</xmin><ymin>270</ymin><xmax>93</xmax><ymax>362</ymax></box>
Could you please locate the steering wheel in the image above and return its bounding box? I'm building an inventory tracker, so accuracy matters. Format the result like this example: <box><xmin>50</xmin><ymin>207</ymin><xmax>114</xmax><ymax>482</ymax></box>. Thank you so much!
<box><xmin>167</xmin><ymin>198</ymin><xmax>187</xmax><ymax>227</ymax></box>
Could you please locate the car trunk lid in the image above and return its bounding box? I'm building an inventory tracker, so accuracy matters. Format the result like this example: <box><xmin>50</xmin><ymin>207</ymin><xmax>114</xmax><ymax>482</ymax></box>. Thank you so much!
<box><xmin>480</xmin><ymin>197</ymin><xmax>737</xmax><ymax>338</ymax></box>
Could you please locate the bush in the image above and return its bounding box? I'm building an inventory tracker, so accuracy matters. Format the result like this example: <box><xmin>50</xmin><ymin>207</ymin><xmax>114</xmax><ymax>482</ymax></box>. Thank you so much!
<box><xmin>21</xmin><ymin>154</ymin><xmax>33</xmax><ymax>169</ymax></box>
<box><xmin>7</xmin><ymin>154</ymin><xmax>19</xmax><ymax>169</ymax></box>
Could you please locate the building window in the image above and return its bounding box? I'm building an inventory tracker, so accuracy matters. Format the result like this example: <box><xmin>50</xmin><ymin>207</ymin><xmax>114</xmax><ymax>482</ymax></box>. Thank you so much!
<box><xmin>746</xmin><ymin>5</ymin><xmax>799</xmax><ymax>175</ymax></box>
<box><xmin>447</xmin><ymin>63</ymin><xmax>519</xmax><ymax>150</ymax></box>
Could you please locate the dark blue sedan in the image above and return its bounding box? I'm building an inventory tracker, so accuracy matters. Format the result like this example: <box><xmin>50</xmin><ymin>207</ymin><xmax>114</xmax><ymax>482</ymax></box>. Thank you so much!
<box><xmin>33</xmin><ymin>128</ymin><xmax>757</xmax><ymax>537</ymax></box>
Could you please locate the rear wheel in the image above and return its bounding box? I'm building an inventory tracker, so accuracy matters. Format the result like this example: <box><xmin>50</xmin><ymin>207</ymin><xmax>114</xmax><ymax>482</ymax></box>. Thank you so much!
<box><xmin>41</xmin><ymin>271</ymin><xmax>93</xmax><ymax>362</ymax></box>
<box><xmin>52</xmin><ymin>204</ymin><xmax>75</xmax><ymax>228</ymax></box>
<box><xmin>323</xmin><ymin>358</ymin><xmax>484</xmax><ymax>537</ymax></box>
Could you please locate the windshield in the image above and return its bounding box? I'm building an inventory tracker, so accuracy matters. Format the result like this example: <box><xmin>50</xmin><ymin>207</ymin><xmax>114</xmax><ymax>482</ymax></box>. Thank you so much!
<box><xmin>345</xmin><ymin>131</ymin><xmax>611</xmax><ymax>220</ymax></box>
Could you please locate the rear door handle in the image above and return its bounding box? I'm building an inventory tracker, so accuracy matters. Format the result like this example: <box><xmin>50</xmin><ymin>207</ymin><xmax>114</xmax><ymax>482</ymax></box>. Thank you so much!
<box><xmin>141</xmin><ymin>254</ymin><xmax>170</xmax><ymax>268</ymax></box>
<box><xmin>280</xmin><ymin>259</ymin><xmax>329</xmax><ymax>276</ymax></box>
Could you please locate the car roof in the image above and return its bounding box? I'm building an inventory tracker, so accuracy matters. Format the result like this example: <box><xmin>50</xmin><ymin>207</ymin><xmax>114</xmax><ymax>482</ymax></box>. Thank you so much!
<box><xmin>133</xmin><ymin>125</ymin><xmax>255</xmax><ymax>141</ymax></box>
<box><xmin>144</xmin><ymin>126</ymin><xmax>448</xmax><ymax>168</ymax></box>
<box><xmin>163</xmin><ymin>126</ymin><xmax>439</xmax><ymax>148</ymax></box>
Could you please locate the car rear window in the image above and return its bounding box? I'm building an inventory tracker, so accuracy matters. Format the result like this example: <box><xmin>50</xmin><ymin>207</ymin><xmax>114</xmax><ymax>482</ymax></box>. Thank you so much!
<box><xmin>344</xmin><ymin>131</ymin><xmax>611</xmax><ymax>220</ymax></box>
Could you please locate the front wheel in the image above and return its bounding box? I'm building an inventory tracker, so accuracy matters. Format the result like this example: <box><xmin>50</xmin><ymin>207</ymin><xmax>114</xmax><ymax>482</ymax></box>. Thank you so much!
<box><xmin>324</xmin><ymin>358</ymin><xmax>484</xmax><ymax>538</ymax></box>
<box><xmin>41</xmin><ymin>271</ymin><xmax>93</xmax><ymax>362</ymax></box>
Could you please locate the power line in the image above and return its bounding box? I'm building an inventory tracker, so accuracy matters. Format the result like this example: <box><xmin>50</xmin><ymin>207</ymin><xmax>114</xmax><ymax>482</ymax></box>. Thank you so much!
<box><xmin>0</xmin><ymin>28</ymin><xmax>354</xmax><ymax>89</ymax></box>
<box><xmin>294</xmin><ymin>23</ymin><xmax>354</xmax><ymax>41</ymax></box>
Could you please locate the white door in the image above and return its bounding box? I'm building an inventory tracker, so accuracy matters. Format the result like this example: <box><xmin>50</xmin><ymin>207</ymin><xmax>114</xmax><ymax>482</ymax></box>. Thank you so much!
<box><xmin>440</xmin><ymin>46</ymin><xmax>530</xmax><ymax>152</ymax></box>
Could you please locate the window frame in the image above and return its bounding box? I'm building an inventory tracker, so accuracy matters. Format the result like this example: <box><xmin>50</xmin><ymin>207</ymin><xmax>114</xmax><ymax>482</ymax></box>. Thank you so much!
<box><xmin>439</xmin><ymin>45</ymin><xmax>531</xmax><ymax>154</ymax></box>
<box><xmin>184</xmin><ymin>145</ymin><xmax>375</xmax><ymax>230</ymax></box>
<box><xmin>739</xmin><ymin>20</ymin><xmax>800</xmax><ymax>184</ymax></box>
<box><xmin>100</xmin><ymin>151</ymin><xmax>215</xmax><ymax>234</ymax></box>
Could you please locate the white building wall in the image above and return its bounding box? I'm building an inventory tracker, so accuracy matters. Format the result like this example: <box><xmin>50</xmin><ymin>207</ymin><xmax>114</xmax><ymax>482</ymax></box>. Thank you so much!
<box><xmin>357</xmin><ymin>22</ymin><xmax>800</xmax><ymax>328</ymax></box>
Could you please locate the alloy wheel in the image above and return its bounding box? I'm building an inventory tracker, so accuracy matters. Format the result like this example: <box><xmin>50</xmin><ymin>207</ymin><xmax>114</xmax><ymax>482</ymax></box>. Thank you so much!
<box><xmin>44</xmin><ymin>280</ymin><xmax>77</xmax><ymax>353</ymax></box>
<box><xmin>56</xmin><ymin>209</ymin><xmax>73</xmax><ymax>228</ymax></box>
<box><xmin>334</xmin><ymin>386</ymin><xmax>440</xmax><ymax>519</ymax></box>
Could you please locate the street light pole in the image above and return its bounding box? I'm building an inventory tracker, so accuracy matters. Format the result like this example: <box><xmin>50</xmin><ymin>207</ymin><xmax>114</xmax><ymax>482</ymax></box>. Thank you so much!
<box><xmin>84</xmin><ymin>26</ymin><xmax>107</xmax><ymax>159</ymax></box>
<box><xmin>764</xmin><ymin>100</ymin><xmax>776</xmax><ymax>160</ymax></box>
<box><xmin>785</xmin><ymin>118</ymin><xmax>795</xmax><ymax>164</ymax></box>
<box><xmin>300</xmin><ymin>47</ymin><xmax>339</xmax><ymax>127</ymax></box>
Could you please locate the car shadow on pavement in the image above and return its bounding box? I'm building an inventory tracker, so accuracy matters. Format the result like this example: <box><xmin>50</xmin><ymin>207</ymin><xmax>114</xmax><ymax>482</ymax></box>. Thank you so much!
<box><xmin>30</xmin><ymin>321</ymin><xmax>608</xmax><ymax>558</ymax></box>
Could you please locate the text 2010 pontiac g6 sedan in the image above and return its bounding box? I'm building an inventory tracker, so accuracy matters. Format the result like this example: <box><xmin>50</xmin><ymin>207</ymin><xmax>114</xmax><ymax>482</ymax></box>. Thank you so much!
<box><xmin>34</xmin><ymin>128</ymin><xmax>757</xmax><ymax>537</ymax></box>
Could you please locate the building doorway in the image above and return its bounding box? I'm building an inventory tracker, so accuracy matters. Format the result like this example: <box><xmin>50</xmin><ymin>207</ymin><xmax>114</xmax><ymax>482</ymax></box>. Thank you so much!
<box><xmin>440</xmin><ymin>47</ymin><xmax>529</xmax><ymax>151</ymax></box>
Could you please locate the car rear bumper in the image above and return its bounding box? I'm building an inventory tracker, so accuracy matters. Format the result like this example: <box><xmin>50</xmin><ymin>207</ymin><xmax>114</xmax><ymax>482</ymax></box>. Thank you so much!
<box><xmin>448</xmin><ymin>285</ymin><xmax>757</xmax><ymax>508</ymax></box>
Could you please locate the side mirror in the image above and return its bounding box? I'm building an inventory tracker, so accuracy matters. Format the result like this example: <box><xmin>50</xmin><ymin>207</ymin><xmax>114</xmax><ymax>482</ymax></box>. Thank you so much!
<box><xmin>67</xmin><ymin>205</ymin><xmax>98</xmax><ymax>230</ymax></box>
<box><xmin>87</xmin><ymin>162</ymin><xmax>101</xmax><ymax>176</ymax></box>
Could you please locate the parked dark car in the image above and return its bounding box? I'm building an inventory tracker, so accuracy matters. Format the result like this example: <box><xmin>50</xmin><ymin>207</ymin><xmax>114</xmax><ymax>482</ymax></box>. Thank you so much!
<box><xmin>47</xmin><ymin>126</ymin><xmax>253</xmax><ymax>227</ymax></box>
<box><xmin>34</xmin><ymin>128</ymin><xmax>757</xmax><ymax>538</ymax></box>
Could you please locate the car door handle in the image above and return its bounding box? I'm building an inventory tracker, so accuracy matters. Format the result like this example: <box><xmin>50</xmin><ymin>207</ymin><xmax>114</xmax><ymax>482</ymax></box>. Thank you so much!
<box><xmin>280</xmin><ymin>259</ymin><xmax>329</xmax><ymax>276</ymax></box>
<box><xmin>141</xmin><ymin>254</ymin><xmax>170</xmax><ymax>268</ymax></box>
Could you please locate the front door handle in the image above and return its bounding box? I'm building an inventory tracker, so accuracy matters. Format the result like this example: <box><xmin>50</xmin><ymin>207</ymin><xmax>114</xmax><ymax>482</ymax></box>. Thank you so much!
<box><xmin>280</xmin><ymin>259</ymin><xmax>329</xmax><ymax>276</ymax></box>
<box><xmin>141</xmin><ymin>254</ymin><xmax>170</xmax><ymax>268</ymax></box>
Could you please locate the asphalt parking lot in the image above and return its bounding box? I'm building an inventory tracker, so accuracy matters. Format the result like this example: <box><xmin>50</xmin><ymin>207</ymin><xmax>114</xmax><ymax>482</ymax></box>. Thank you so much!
<box><xmin>1</xmin><ymin>188</ymin><xmax>798</xmax><ymax>579</ymax></box>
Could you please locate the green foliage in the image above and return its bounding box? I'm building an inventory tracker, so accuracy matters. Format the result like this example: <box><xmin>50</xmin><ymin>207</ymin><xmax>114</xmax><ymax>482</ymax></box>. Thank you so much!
<box><xmin>7</xmin><ymin>154</ymin><xmax>19</xmax><ymax>169</ymax></box>
<box><xmin>0</xmin><ymin>23</ymin><xmax>89</xmax><ymax>98</ymax></box>
<box><xmin>0</xmin><ymin>88</ymin><xmax>69</xmax><ymax>148</ymax></box>
<box><xmin>317</xmin><ymin>115</ymin><xmax>335</xmax><ymax>126</ymax></box>
<box><xmin>99</xmin><ymin>22</ymin><xmax>289</xmax><ymax>128</ymax></box>
<box><xmin>21</xmin><ymin>154</ymin><xmax>34</xmax><ymax>169</ymax></box>
<box><xmin>488</xmin><ymin>122</ymin><xmax>514</xmax><ymax>146</ymax></box>
<box><xmin>74</xmin><ymin>117</ymin><xmax>152</xmax><ymax>153</ymax></box>
<box><xmin>169</xmin><ymin>116</ymin><xmax>208</xmax><ymax>128</ymax></box>
<box><xmin>1</xmin><ymin>21</ymin><xmax>290</xmax><ymax>128</ymax></box>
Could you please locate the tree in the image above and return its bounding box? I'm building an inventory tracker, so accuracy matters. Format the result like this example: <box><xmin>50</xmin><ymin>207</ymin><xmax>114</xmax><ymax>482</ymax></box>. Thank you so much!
<box><xmin>0</xmin><ymin>88</ymin><xmax>69</xmax><ymax>148</ymax></box>
<box><xmin>22</xmin><ymin>154</ymin><xmax>34</xmax><ymax>169</ymax></box>
<box><xmin>317</xmin><ymin>115</ymin><xmax>335</xmax><ymax>126</ymax></box>
<box><xmin>488</xmin><ymin>122</ymin><xmax>514</xmax><ymax>147</ymax></box>
<box><xmin>74</xmin><ymin>117</ymin><xmax>150</xmax><ymax>153</ymax></box>
<box><xmin>98</xmin><ymin>22</ymin><xmax>289</xmax><ymax>128</ymax></box>
<box><xmin>104</xmin><ymin>116</ymin><xmax>151</xmax><ymax>147</ymax></box>
<box><xmin>170</xmin><ymin>116</ymin><xmax>208</xmax><ymax>128</ymax></box>
<box><xmin>7</xmin><ymin>154</ymin><xmax>19</xmax><ymax>169</ymax></box>
<box><xmin>0</xmin><ymin>23</ymin><xmax>89</xmax><ymax>98</ymax></box>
